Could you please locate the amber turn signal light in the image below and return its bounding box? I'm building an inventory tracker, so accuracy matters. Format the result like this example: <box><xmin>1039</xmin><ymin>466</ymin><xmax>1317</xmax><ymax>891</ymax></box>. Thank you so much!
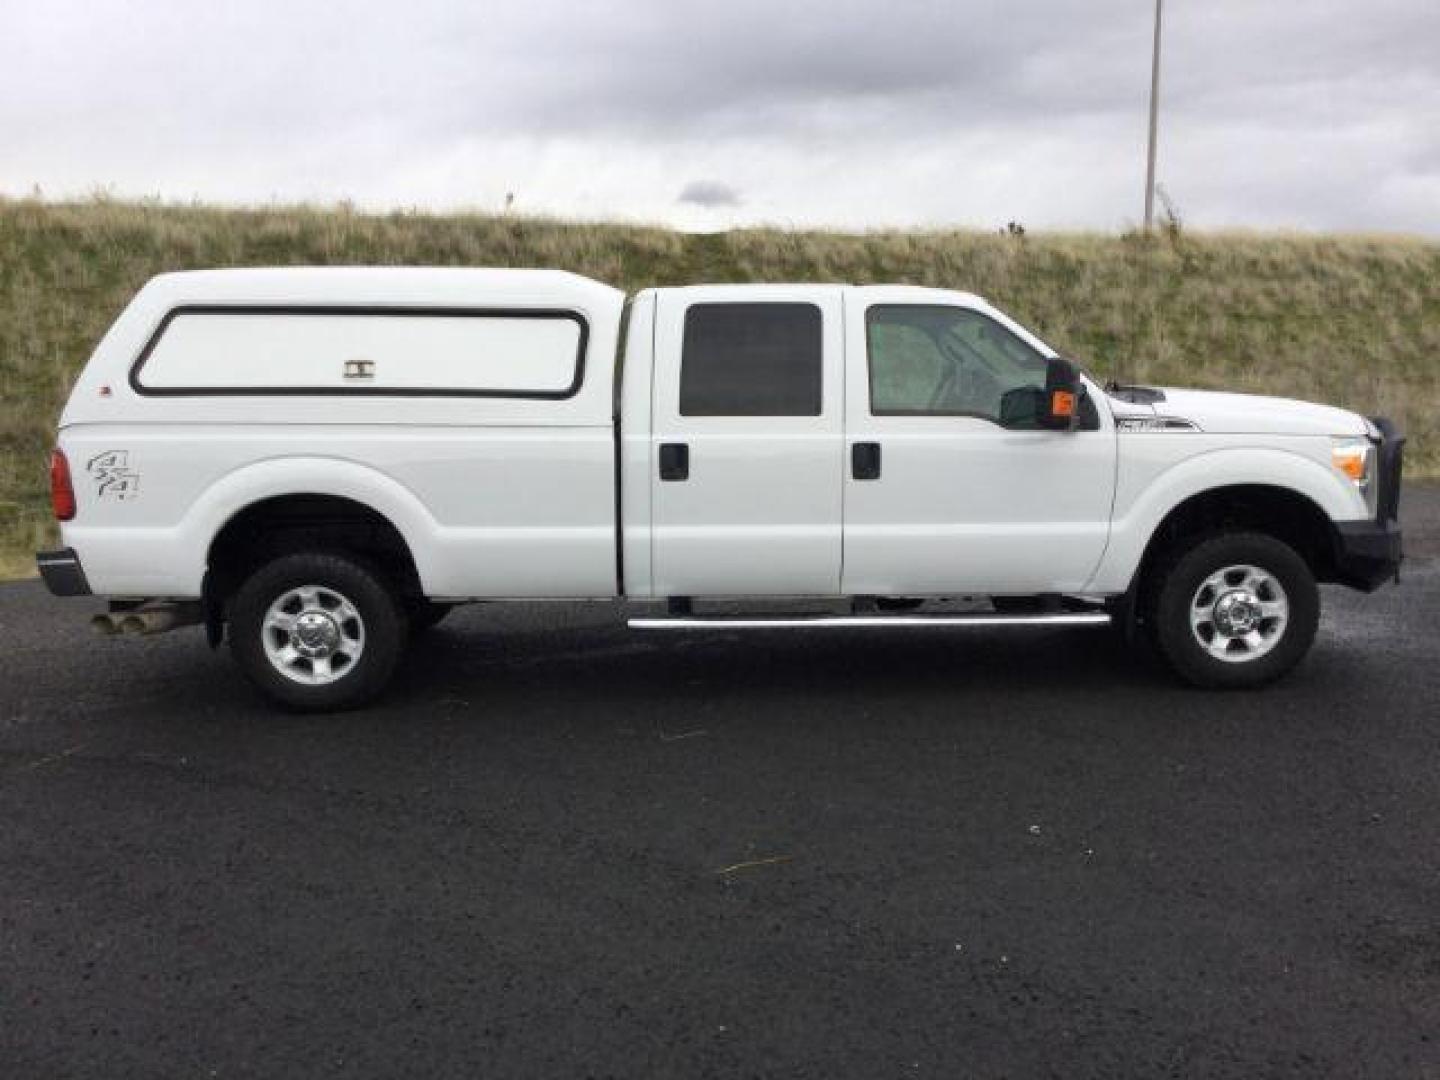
<box><xmin>1331</xmin><ymin>444</ymin><xmax>1369</xmax><ymax>483</ymax></box>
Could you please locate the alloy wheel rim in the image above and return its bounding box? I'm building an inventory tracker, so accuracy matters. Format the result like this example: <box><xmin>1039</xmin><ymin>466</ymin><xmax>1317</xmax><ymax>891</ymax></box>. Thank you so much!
<box><xmin>262</xmin><ymin>585</ymin><xmax>365</xmax><ymax>685</ymax></box>
<box><xmin>1188</xmin><ymin>563</ymin><xmax>1289</xmax><ymax>663</ymax></box>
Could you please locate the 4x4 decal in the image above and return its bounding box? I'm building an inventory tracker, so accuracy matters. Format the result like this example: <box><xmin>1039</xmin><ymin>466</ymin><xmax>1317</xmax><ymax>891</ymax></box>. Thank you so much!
<box><xmin>87</xmin><ymin>450</ymin><xmax>140</xmax><ymax>501</ymax></box>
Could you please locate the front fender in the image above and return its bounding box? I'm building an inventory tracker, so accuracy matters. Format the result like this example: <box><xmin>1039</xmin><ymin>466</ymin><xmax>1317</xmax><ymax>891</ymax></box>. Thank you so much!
<box><xmin>1086</xmin><ymin>444</ymin><xmax>1363</xmax><ymax>594</ymax></box>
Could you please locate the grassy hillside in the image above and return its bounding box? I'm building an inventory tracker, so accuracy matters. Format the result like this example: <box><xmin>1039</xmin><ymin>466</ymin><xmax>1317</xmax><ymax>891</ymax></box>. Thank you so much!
<box><xmin>2</xmin><ymin>196</ymin><xmax>1437</xmax><ymax>578</ymax></box>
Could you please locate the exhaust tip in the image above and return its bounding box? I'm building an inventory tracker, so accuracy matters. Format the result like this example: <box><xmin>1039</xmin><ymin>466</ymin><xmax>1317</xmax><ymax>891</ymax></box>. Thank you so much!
<box><xmin>94</xmin><ymin>603</ymin><xmax>201</xmax><ymax>638</ymax></box>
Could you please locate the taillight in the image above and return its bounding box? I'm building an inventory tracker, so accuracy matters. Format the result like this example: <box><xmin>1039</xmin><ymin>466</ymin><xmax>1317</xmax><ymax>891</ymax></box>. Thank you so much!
<box><xmin>50</xmin><ymin>449</ymin><xmax>76</xmax><ymax>521</ymax></box>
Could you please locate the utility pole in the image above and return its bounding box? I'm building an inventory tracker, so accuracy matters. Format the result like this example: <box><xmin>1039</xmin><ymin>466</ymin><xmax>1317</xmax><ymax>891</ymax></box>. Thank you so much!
<box><xmin>1143</xmin><ymin>0</ymin><xmax>1164</xmax><ymax>231</ymax></box>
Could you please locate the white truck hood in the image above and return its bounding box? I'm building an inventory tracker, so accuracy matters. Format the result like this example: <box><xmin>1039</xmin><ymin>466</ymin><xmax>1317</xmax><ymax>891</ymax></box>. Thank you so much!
<box><xmin>1135</xmin><ymin>387</ymin><xmax>1371</xmax><ymax>437</ymax></box>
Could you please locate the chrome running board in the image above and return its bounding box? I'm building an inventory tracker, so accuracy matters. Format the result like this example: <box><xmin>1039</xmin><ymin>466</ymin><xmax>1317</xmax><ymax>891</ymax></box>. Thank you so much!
<box><xmin>628</xmin><ymin>613</ymin><xmax>1111</xmax><ymax>630</ymax></box>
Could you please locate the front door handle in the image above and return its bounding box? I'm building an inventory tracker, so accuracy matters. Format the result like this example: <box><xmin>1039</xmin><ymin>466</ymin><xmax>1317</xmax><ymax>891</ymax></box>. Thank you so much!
<box><xmin>852</xmin><ymin>441</ymin><xmax>881</xmax><ymax>480</ymax></box>
<box><xmin>659</xmin><ymin>442</ymin><xmax>689</xmax><ymax>481</ymax></box>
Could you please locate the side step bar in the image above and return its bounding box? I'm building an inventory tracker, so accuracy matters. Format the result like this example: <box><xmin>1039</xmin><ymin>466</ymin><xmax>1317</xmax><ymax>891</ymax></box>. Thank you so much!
<box><xmin>628</xmin><ymin>613</ymin><xmax>1111</xmax><ymax>630</ymax></box>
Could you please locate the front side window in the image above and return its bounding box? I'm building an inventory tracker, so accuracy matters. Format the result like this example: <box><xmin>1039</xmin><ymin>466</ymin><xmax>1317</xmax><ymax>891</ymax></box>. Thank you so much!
<box><xmin>680</xmin><ymin>302</ymin><xmax>822</xmax><ymax>417</ymax></box>
<box><xmin>867</xmin><ymin>305</ymin><xmax>1050</xmax><ymax>425</ymax></box>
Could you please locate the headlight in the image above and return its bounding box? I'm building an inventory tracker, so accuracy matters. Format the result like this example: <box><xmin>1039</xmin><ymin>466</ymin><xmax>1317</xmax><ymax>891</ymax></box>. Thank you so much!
<box><xmin>1332</xmin><ymin>437</ymin><xmax>1377</xmax><ymax>514</ymax></box>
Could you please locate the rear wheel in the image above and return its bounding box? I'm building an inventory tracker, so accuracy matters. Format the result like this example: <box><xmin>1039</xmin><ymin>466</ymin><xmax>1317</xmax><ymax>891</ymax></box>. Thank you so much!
<box><xmin>1150</xmin><ymin>531</ymin><xmax>1319</xmax><ymax>689</ymax></box>
<box><xmin>230</xmin><ymin>551</ymin><xmax>407</xmax><ymax>711</ymax></box>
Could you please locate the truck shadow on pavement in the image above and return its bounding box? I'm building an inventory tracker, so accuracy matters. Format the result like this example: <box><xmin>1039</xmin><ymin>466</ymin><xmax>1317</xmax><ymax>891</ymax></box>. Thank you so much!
<box><xmin>372</xmin><ymin>615</ymin><xmax>1375</xmax><ymax>729</ymax></box>
<box><xmin>398</xmin><ymin>618</ymin><xmax>1148</xmax><ymax>690</ymax></box>
<box><xmin>1</xmin><ymin>579</ymin><xmax>1408</xmax><ymax>726</ymax></box>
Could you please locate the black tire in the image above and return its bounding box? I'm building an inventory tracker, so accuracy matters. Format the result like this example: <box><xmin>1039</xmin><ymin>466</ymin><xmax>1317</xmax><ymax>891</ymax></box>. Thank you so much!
<box><xmin>1149</xmin><ymin>531</ymin><xmax>1319</xmax><ymax>689</ymax></box>
<box><xmin>229</xmin><ymin>551</ymin><xmax>407</xmax><ymax>711</ymax></box>
<box><xmin>407</xmin><ymin>600</ymin><xmax>456</xmax><ymax>634</ymax></box>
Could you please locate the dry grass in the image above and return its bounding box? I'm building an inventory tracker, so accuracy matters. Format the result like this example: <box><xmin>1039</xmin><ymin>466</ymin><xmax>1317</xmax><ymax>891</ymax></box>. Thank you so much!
<box><xmin>0</xmin><ymin>550</ymin><xmax>37</xmax><ymax>581</ymax></box>
<box><xmin>2</xmin><ymin>196</ymin><xmax>1437</xmax><ymax>576</ymax></box>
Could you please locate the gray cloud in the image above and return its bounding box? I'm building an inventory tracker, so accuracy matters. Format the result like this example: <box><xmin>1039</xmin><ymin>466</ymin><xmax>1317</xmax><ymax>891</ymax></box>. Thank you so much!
<box><xmin>678</xmin><ymin>181</ymin><xmax>741</xmax><ymax>208</ymax></box>
<box><xmin>1</xmin><ymin>0</ymin><xmax>1436</xmax><ymax>234</ymax></box>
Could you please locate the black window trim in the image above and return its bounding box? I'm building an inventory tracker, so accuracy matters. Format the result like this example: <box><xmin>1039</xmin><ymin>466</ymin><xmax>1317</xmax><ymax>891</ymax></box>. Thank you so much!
<box><xmin>128</xmin><ymin>304</ymin><xmax>590</xmax><ymax>400</ymax></box>
<box><xmin>678</xmin><ymin>299</ymin><xmax>825</xmax><ymax>419</ymax></box>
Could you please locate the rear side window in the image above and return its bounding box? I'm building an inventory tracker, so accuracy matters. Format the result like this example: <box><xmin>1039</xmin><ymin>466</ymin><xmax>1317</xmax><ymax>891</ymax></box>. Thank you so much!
<box><xmin>679</xmin><ymin>303</ymin><xmax>822</xmax><ymax>416</ymax></box>
<box><xmin>132</xmin><ymin>307</ymin><xmax>586</xmax><ymax>397</ymax></box>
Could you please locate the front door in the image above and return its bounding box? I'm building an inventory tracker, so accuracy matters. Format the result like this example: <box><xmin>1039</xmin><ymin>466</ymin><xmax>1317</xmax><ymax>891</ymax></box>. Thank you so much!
<box><xmin>650</xmin><ymin>288</ymin><xmax>845</xmax><ymax>597</ymax></box>
<box><xmin>841</xmin><ymin>296</ymin><xmax>1117</xmax><ymax>596</ymax></box>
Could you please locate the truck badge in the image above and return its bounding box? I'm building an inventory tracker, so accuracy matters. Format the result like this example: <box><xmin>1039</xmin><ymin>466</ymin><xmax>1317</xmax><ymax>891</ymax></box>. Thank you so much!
<box><xmin>88</xmin><ymin>450</ymin><xmax>141</xmax><ymax>501</ymax></box>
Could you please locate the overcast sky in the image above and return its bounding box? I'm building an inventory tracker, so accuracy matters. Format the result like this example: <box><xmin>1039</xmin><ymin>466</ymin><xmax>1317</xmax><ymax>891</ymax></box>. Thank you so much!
<box><xmin>2</xmin><ymin>0</ymin><xmax>1437</xmax><ymax>234</ymax></box>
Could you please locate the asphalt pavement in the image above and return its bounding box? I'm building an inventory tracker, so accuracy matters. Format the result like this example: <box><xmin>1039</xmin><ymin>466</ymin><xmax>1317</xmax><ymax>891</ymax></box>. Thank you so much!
<box><xmin>2</xmin><ymin>488</ymin><xmax>1438</xmax><ymax>1078</ymax></box>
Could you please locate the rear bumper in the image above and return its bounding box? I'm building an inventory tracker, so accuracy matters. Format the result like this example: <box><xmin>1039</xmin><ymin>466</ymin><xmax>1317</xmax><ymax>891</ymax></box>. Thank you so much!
<box><xmin>35</xmin><ymin>548</ymin><xmax>91</xmax><ymax>597</ymax></box>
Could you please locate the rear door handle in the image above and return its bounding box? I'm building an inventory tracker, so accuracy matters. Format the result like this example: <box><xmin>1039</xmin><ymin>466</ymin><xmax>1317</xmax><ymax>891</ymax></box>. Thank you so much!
<box><xmin>659</xmin><ymin>442</ymin><xmax>689</xmax><ymax>481</ymax></box>
<box><xmin>852</xmin><ymin>441</ymin><xmax>881</xmax><ymax>480</ymax></box>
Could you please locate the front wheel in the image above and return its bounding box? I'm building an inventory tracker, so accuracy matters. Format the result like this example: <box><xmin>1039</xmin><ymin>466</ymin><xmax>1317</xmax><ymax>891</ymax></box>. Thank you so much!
<box><xmin>230</xmin><ymin>551</ymin><xmax>407</xmax><ymax>711</ymax></box>
<box><xmin>1150</xmin><ymin>531</ymin><xmax>1319</xmax><ymax>689</ymax></box>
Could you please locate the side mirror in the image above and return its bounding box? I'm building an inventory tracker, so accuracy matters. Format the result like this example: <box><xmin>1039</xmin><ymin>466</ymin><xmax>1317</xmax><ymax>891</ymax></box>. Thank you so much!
<box><xmin>998</xmin><ymin>358</ymin><xmax>1085</xmax><ymax>430</ymax></box>
<box><xmin>1038</xmin><ymin>357</ymin><xmax>1082</xmax><ymax>431</ymax></box>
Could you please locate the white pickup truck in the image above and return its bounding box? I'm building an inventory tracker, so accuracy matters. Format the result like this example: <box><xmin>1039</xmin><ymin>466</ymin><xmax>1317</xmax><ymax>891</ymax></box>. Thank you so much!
<box><xmin>38</xmin><ymin>268</ymin><xmax>1404</xmax><ymax>709</ymax></box>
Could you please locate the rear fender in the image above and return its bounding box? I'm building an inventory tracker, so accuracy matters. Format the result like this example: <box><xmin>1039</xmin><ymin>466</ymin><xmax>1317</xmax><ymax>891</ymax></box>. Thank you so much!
<box><xmin>72</xmin><ymin>457</ymin><xmax>437</xmax><ymax>598</ymax></box>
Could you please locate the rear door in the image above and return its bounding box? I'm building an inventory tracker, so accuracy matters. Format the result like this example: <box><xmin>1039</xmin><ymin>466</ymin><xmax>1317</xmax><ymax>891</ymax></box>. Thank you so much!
<box><xmin>649</xmin><ymin>288</ymin><xmax>844</xmax><ymax>596</ymax></box>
